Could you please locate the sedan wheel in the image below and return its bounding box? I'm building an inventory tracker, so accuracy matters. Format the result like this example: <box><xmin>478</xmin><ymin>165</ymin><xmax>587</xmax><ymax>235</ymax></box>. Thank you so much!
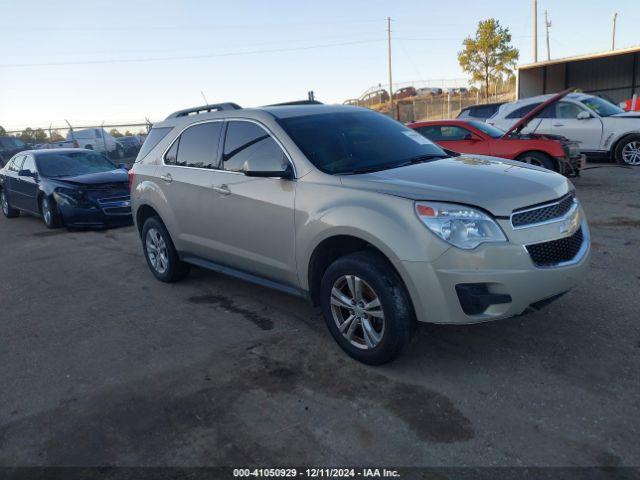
<box><xmin>330</xmin><ymin>274</ymin><xmax>385</xmax><ymax>350</ymax></box>
<box><xmin>1</xmin><ymin>191</ymin><xmax>9</xmax><ymax>216</ymax></box>
<box><xmin>146</xmin><ymin>227</ymin><xmax>170</xmax><ymax>275</ymax></box>
<box><xmin>621</xmin><ymin>141</ymin><xmax>640</xmax><ymax>166</ymax></box>
<box><xmin>42</xmin><ymin>198</ymin><xmax>52</xmax><ymax>226</ymax></box>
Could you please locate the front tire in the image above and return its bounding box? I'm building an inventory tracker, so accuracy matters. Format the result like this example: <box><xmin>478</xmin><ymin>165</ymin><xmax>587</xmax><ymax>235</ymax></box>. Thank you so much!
<box><xmin>517</xmin><ymin>151</ymin><xmax>557</xmax><ymax>171</ymax></box>
<box><xmin>141</xmin><ymin>216</ymin><xmax>190</xmax><ymax>283</ymax></box>
<box><xmin>320</xmin><ymin>250</ymin><xmax>416</xmax><ymax>365</ymax></box>
<box><xmin>615</xmin><ymin>134</ymin><xmax>640</xmax><ymax>166</ymax></box>
<box><xmin>41</xmin><ymin>196</ymin><xmax>62</xmax><ymax>229</ymax></box>
<box><xmin>1</xmin><ymin>189</ymin><xmax>20</xmax><ymax>218</ymax></box>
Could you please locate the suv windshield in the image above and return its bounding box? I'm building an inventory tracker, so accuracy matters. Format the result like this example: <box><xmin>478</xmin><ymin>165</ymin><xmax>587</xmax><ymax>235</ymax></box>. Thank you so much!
<box><xmin>36</xmin><ymin>151</ymin><xmax>116</xmax><ymax>177</ymax></box>
<box><xmin>580</xmin><ymin>96</ymin><xmax>624</xmax><ymax>117</ymax></box>
<box><xmin>468</xmin><ymin>120</ymin><xmax>504</xmax><ymax>138</ymax></box>
<box><xmin>278</xmin><ymin>111</ymin><xmax>447</xmax><ymax>174</ymax></box>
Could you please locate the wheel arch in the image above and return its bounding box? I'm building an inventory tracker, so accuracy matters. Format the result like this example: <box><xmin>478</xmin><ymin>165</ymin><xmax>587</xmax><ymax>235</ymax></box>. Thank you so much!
<box><xmin>610</xmin><ymin>132</ymin><xmax>640</xmax><ymax>161</ymax></box>
<box><xmin>515</xmin><ymin>150</ymin><xmax>560</xmax><ymax>172</ymax></box>
<box><xmin>135</xmin><ymin>203</ymin><xmax>162</xmax><ymax>237</ymax></box>
<box><xmin>306</xmin><ymin>232</ymin><xmax>407</xmax><ymax>308</ymax></box>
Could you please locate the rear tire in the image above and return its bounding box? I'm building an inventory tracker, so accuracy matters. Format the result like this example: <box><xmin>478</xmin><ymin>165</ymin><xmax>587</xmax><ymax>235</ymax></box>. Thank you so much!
<box><xmin>320</xmin><ymin>250</ymin><xmax>416</xmax><ymax>365</ymax></box>
<box><xmin>1</xmin><ymin>189</ymin><xmax>20</xmax><ymax>218</ymax></box>
<box><xmin>141</xmin><ymin>216</ymin><xmax>190</xmax><ymax>283</ymax></box>
<box><xmin>614</xmin><ymin>134</ymin><xmax>640</xmax><ymax>166</ymax></box>
<box><xmin>517</xmin><ymin>151</ymin><xmax>557</xmax><ymax>171</ymax></box>
<box><xmin>41</xmin><ymin>196</ymin><xmax>62</xmax><ymax>229</ymax></box>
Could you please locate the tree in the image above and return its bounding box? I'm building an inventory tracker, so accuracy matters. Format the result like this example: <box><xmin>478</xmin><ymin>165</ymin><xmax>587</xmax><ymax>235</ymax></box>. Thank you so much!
<box><xmin>458</xmin><ymin>19</ymin><xmax>519</xmax><ymax>100</ymax></box>
<box><xmin>20</xmin><ymin>128</ymin><xmax>35</xmax><ymax>143</ymax></box>
<box><xmin>124</xmin><ymin>130</ymin><xmax>133</xmax><ymax>136</ymax></box>
<box><xmin>34</xmin><ymin>128</ymin><xmax>48</xmax><ymax>142</ymax></box>
<box><xmin>0</xmin><ymin>125</ymin><xmax>6</xmax><ymax>136</ymax></box>
<box><xmin>110</xmin><ymin>128</ymin><xmax>123</xmax><ymax>137</ymax></box>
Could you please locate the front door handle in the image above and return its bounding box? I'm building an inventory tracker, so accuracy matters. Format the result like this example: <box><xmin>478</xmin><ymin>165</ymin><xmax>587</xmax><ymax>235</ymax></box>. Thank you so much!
<box><xmin>160</xmin><ymin>173</ymin><xmax>173</xmax><ymax>183</ymax></box>
<box><xmin>552</xmin><ymin>123</ymin><xmax>564</xmax><ymax>127</ymax></box>
<box><xmin>212</xmin><ymin>184</ymin><xmax>231</xmax><ymax>196</ymax></box>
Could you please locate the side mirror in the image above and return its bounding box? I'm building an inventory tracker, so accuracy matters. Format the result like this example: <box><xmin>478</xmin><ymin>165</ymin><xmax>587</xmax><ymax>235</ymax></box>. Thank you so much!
<box><xmin>577</xmin><ymin>111</ymin><xmax>591</xmax><ymax>120</ymax></box>
<box><xmin>242</xmin><ymin>157</ymin><xmax>294</xmax><ymax>180</ymax></box>
<box><xmin>18</xmin><ymin>169</ymin><xmax>33</xmax><ymax>177</ymax></box>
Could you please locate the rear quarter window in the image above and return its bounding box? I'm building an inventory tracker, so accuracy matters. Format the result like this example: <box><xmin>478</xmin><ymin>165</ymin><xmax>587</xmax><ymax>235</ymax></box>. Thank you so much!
<box><xmin>136</xmin><ymin>127</ymin><xmax>173</xmax><ymax>162</ymax></box>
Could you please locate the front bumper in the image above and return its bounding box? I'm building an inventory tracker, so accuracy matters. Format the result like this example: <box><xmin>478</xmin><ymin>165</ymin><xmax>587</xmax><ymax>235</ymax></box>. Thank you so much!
<box><xmin>558</xmin><ymin>154</ymin><xmax>586</xmax><ymax>177</ymax></box>
<box><xmin>400</xmin><ymin>219</ymin><xmax>590</xmax><ymax>325</ymax></box>
<box><xmin>55</xmin><ymin>195</ymin><xmax>133</xmax><ymax>228</ymax></box>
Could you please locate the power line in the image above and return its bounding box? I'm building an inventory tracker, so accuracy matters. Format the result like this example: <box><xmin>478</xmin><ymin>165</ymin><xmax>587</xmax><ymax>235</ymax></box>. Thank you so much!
<box><xmin>0</xmin><ymin>38</ymin><xmax>385</xmax><ymax>68</ymax></box>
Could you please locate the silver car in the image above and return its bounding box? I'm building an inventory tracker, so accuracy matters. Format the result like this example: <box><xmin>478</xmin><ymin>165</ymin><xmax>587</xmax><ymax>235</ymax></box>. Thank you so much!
<box><xmin>130</xmin><ymin>102</ymin><xmax>590</xmax><ymax>364</ymax></box>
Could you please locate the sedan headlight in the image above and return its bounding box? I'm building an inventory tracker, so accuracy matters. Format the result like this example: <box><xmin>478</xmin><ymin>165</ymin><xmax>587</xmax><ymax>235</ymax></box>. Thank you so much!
<box><xmin>54</xmin><ymin>187</ymin><xmax>85</xmax><ymax>205</ymax></box>
<box><xmin>415</xmin><ymin>202</ymin><xmax>507</xmax><ymax>249</ymax></box>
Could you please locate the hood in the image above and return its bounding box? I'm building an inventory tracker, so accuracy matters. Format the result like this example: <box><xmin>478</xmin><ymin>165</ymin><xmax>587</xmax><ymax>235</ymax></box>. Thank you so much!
<box><xmin>339</xmin><ymin>155</ymin><xmax>570</xmax><ymax>217</ymax></box>
<box><xmin>502</xmin><ymin>88</ymin><xmax>573</xmax><ymax>138</ymax></box>
<box><xmin>51</xmin><ymin>169</ymin><xmax>128</xmax><ymax>186</ymax></box>
<box><xmin>610</xmin><ymin>111</ymin><xmax>640</xmax><ymax>118</ymax></box>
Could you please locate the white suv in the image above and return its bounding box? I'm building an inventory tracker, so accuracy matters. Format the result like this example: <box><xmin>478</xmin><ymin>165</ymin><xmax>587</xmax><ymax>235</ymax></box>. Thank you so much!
<box><xmin>489</xmin><ymin>92</ymin><xmax>640</xmax><ymax>165</ymax></box>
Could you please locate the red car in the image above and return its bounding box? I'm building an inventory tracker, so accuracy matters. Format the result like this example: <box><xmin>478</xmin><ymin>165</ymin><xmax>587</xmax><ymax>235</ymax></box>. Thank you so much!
<box><xmin>408</xmin><ymin>95</ymin><xmax>585</xmax><ymax>176</ymax></box>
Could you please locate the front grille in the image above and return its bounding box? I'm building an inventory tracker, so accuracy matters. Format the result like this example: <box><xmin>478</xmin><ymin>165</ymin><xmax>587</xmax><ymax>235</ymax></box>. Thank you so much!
<box><xmin>526</xmin><ymin>227</ymin><xmax>584</xmax><ymax>267</ymax></box>
<box><xmin>512</xmin><ymin>193</ymin><xmax>575</xmax><ymax>228</ymax></box>
<box><xmin>103</xmin><ymin>206</ymin><xmax>131</xmax><ymax>216</ymax></box>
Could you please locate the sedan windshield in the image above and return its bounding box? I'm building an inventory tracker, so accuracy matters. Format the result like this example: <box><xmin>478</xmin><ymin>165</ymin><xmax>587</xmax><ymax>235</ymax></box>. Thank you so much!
<box><xmin>36</xmin><ymin>152</ymin><xmax>117</xmax><ymax>177</ymax></box>
<box><xmin>468</xmin><ymin>120</ymin><xmax>505</xmax><ymax>138</ymax></box>
<box><xmin>277</xmin><ymin>111</ymin><xmax>448</xmax><ymax>174</ymax></box>
<box><xmin>580</xmin><ymin>96</ymin><xmax>624</xmax><ymax>117</ymax></box>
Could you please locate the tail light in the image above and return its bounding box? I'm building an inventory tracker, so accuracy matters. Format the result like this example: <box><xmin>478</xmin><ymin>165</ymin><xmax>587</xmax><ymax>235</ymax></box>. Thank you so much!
<box><xmin>128</xmin><ymin>169</ymin><xmax>135</xmax><ymax>190</ymax></box>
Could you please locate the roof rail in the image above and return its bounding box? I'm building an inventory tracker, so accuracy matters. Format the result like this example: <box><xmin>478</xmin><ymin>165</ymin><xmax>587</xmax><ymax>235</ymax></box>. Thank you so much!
<box><xmin>264</xmin><ymin>100</ymin><xmax>324</xmax><ymax>107</ymax></box>
<box><xmin>166</xmin><ymin>102</ymin><xmax>242</xmax><ymax>119</ymax></box>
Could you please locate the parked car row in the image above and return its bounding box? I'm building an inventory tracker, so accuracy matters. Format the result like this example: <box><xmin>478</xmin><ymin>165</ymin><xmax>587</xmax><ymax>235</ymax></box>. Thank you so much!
<box><xmin>2</xmin><ymin>100</ymin><xmax>591</xmax><ymax>365</ymax></box>
<box><xmin>350</xmin><ymin>86</ymin><xmax>471</xmax><ymax>107</ymax></box>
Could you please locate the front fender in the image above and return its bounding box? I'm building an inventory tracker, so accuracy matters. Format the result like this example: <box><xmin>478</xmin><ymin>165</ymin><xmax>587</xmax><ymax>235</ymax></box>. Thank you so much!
<box><xmin>295</xmin><ymin>182</ymin><xmax>451</xmax><ymax>292</ymax></box>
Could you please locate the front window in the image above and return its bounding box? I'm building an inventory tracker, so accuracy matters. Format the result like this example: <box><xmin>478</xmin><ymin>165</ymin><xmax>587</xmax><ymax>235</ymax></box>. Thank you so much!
<box><xmin>278</xmin><ymin>111</ymin><xmax>447</xmax><ymax>174</ymax></box>
<box><xmin>468</xmin><ymin>121</ymin><xmax>505</xmax><ymax>138</ymax></box>
<box><xmin>580</xmin><ymin>96</ymin><xmax>624</xmax><ymax>117</ymax></box>
<box><xmin>36</xmin><ymin>152</ymin><xmax>116</xmax><ymax>178</ymax></box>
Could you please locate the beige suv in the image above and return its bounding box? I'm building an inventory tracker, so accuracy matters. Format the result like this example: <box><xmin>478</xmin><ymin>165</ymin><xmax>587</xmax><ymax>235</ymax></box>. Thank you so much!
<box><xmin>130</xmin><ymin>102</ymin><xmax>590</xmax><ymax>364</ymax></box>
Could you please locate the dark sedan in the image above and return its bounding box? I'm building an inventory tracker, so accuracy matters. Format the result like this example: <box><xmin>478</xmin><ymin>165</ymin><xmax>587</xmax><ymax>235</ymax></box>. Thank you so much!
<box><xmin>0</xmin><ymin>149</ymin><xmax>132</xmax><ymax>229</ymax></box>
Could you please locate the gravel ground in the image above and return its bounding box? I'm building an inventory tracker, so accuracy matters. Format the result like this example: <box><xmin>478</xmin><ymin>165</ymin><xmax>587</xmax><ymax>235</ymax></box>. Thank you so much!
<box><xmin>0</xmin><ymin>164</ymin><xmax>638</xmax><ymax>468</ymax></box>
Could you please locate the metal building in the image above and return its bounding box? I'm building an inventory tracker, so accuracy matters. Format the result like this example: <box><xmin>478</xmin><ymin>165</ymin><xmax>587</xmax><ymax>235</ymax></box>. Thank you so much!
<box><xmin>517</xmin><ymin>45</ymin><xmax>640</xmax><ymax>104</ymax></box>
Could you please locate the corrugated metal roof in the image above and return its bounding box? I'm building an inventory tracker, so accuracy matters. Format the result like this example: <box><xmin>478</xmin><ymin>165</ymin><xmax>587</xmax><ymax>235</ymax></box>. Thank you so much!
<box><xmin>519</xmin><ymin>44</ymin><xmax>640</xmax><ymax>70</ymax></box>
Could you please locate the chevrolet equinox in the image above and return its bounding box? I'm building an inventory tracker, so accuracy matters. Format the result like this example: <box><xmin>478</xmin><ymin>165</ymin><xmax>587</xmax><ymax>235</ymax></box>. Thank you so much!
<box><xmin>130</xmin><ymin>102</ymin><xmax>590</xmax><ymax>364</ymax></box>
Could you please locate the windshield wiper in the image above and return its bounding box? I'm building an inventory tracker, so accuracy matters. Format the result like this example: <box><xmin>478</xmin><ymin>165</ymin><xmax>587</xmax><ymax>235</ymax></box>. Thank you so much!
<box><xmin>341</xmin><ymin>153</ymin><xmax>448</xmax><ymax>175</ymax></box>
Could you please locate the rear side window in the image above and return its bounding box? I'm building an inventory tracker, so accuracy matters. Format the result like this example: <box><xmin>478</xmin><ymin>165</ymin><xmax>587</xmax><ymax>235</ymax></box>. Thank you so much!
<box><xmin>166</xmin><ymin>122</ymin><xmax>222</xmax><ymax>169</ymax></box>
<box><xmin>136</xmin><ymin>127</ymin><xmax>173</xmax><ymax>162</ymax></box>
<box><xmin>8</xmin><ymin>155</ymin><xmax>25</xmax><ymax>172</ymax></box>
<box><xmin>223</xmin><ymin>121</ymin><xmax>285</xmax><ymax>173</ymax></box>
<box><xmin>506</xmin><ymin>103</ymin><xmax>540</xmax><ymax>119</ymax></box>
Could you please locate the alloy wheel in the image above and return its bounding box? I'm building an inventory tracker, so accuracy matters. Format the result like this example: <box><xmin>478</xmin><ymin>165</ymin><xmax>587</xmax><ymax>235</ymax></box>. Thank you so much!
<box><xmin>621</xmin><ymin>141</ymin><xmax>640</xmax><ymax>165</ymax></box>
<box><xmin>146</xmin><ymin>227</ymin><xmax>169</xmax><ymax>274</ymax></box>
<box><xmin>42</xmin><ymin>199</ymin><xmax>52</xmax><ymax>226</ymax></box>
<box><xmin>521</xmin><ymin>155</ymin><xmax>543</xmax><ymax>167</ymax></box>
<box><xmin>1</xmin><ymin>192</ymin><xmax>8</xmax><ymax>216</ymax></box>
<box><xmin>330</xmin><ymin>275</ymin><xmax>385</xmax><ymax>350</ymax></box>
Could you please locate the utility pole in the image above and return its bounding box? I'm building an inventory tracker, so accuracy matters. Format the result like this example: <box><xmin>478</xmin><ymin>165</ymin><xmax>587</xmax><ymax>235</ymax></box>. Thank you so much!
<box><xmin>387</xmin><ymin>17</ymin><xmax>394</xmax><ymax>119</ymax></box>
<box><xmin>533</xmin><ymin>0</ymin><xmax>538</xmax><ymax>62</ymax></box>
<box><xmin>545</xmin><ymin>10</ymin><xmax>551</xmax><ymax>60</ymax></box>
<box><xmin>612</xmin><ymin>12</ymin><xmax>618</xmax><ymax>50</ymax></box>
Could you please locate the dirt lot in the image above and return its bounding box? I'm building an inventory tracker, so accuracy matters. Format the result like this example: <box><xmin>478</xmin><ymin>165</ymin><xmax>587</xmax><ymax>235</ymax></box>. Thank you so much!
<box><xmin>0</xmin><ymin>165</ymin><xmax>638</xmax><ymax>468</ymax></box>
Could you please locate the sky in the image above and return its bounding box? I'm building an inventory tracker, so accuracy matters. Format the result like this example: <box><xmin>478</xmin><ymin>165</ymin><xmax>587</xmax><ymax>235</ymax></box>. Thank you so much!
<box><xmin>1</xmin><ymin>0</ymin><xmax>639</xmax><ymax>131</ymax></box>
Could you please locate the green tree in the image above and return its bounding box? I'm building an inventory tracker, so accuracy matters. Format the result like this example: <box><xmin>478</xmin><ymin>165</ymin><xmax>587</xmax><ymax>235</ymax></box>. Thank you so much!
<box><xmin>0</xmin><ymin>125</ymin><xmax>6</xmax><ymax>136</ymax></box>
<box><xmin>34</xmin><ymin>128</ymin><xmax>48</xmax><ymax>143</ymax></box>
<box><xmin>110</xmin><ymin>128</ymin><xmax>123</xmax><ymax>137</ymax></box>
<box><xmin>458</xmin><ymin>19</ymin><xmax>519</xmax><ymax>99</ymax></box>
<box><xmin>124</xmin><ymin>130</ymin><xmax>133</xmax><ymax>136</ymax></box>
<box><xmin>20</xmin><ymin>128</ymin><xmax>35</xmax><ymax>143</ymax></box>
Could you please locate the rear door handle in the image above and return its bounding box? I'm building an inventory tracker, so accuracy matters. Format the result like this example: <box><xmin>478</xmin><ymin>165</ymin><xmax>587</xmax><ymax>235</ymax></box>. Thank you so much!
<box><xmin>212</xmin><ymin>184</ymin><xmax>231</xmax><ymax>196</ymax></box>
<box><xmin>552</xmin><ymin>123</ymin><xmax>564</xmax><ymax>127</ymax></box>
<box><xmin>160</xmin><ymin>173</ymin><xmax>173</xmax><ymax>183</ymax></box>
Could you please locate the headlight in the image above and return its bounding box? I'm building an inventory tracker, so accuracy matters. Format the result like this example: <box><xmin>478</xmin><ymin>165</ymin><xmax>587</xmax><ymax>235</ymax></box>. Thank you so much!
<box><xmin>415</xmin><ymin>202</ymin><xmax>507</xmax><ymax>249</ymax></box>
<box><xmin>54</xmin><ymin>187</ymin><xmax>85</xmax><ymax>204</ymax></box>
